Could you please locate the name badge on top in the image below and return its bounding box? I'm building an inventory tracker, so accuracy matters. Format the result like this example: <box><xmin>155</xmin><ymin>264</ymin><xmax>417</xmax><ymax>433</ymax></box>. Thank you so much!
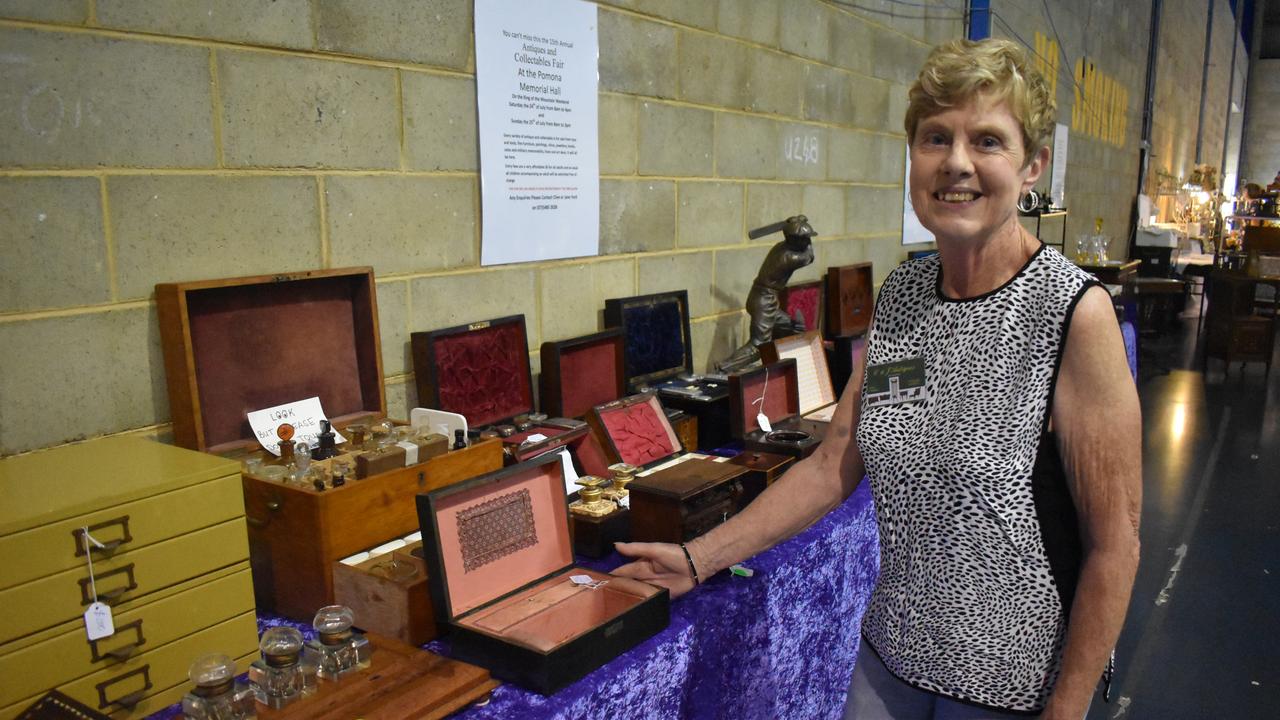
<box><xmin>864</xmin><ymin>357</ymin><xmax>928</xmax><ymax>408</ymax></box>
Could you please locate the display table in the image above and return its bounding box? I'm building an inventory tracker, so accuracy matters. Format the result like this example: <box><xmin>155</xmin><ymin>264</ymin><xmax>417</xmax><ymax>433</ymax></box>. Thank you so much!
<box><xmin>146</xmin><ymin>483</ymin><xmax>879</xmax><ymax>720</ymax></box>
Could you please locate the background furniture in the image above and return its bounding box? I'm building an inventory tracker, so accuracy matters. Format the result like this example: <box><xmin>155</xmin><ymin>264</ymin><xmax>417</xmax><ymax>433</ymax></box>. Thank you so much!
<box><xmin>1204</xmin><ymin>271</ymin><xmax>1276</xmax><ymax>374</ymax></box>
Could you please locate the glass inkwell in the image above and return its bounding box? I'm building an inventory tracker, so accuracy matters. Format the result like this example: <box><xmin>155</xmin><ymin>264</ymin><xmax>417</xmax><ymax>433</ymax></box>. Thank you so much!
<box><xmin>569</xmin><ymin>477</ymin><xmax>616</xmax><ymax>518</ymax></box>
<box><xmin>602</xmin><ymin>463</ymin><xmax>636</xmax><ymax>507</ymax></box>
<box><xmin>371</xmin><ymin>418</ymin><xmax>396</xmax><ymax>449</ymax></box>
<box><xmin>182</xmin><ymin>653</ymin><xmax>256</xmax><ymax>719</ymax></box>
<box><xmin>248</xmin><ymin>626</ymin><xmax>317</xmax><ymax>709</ymax></box>
<box><xmin>345</xmin><ymin>422</ymin><xmax>371</xmax><ymax>451</ymax></box>
<box><xmin>307</xmin><ymin>605</ymin><xmax>372</xmax><ymax>680</ymax></box>
<box><xmin>291</xmin><ymin>440</ymin><xmax>313</xmax><ymax>486</ymax></box>
<box><xmin>764</xmin><ymin>429</ymin><xmax>811</xmax><ymax>445</ymax></box>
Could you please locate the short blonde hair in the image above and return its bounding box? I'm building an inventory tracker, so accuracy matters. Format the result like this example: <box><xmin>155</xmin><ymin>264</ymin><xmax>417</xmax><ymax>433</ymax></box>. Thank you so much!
<box><xmin>904</xmin><ymin>39</ymin><xmax>1056</xmax><ymax>162</ymax></box>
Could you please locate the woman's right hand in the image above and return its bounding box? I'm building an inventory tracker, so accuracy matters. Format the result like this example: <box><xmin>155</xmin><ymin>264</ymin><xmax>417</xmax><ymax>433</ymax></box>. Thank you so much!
<box><xmin>612</xmin><ymin>541</ymin><xmax>698</xmax><ymax>599</ymax></box>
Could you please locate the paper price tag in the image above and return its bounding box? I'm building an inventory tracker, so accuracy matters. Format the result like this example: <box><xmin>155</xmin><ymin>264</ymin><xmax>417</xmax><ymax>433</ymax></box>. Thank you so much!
<box><xmin>570</xmin><ymin>574</ymin><xmax>594</xmax><ymax>585</ymax></box>
<box><xmin>84</xmin><ymin>601</ymin><xmax>115</xmax><ymax>641</ymax></box>
<box><xmin>757</xmin><ymin>413</ymin><xmax>773</xmax><ymax>433</ymax></box>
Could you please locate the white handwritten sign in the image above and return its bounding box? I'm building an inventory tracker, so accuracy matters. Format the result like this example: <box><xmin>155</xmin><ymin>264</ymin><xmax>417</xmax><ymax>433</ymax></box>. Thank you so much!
<box><xmin>247</xmin><ymin>397</ymin><xmax>344</xmax><ymax>456</ymax></box>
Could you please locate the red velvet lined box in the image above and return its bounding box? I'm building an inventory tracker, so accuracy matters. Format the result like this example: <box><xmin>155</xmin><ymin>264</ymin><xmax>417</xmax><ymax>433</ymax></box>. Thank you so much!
<box><xmin>826</xmin><ymin>262</ymin><xmax>874</xmax><ymax>337</ymax></box>
<box><xmin>729</xmin><ymin>359</ymin><xmax>821</xmax><ymax>459</ymax></box>
<box><xmin>586</xmin><ymin>393</ymin><xmax>749</xmax><ymax>543</ymax></box>
<box><xmin>416</xmin><ymin>454</ymin><xmax>669</xmax><ymax>694</ymax></box>
<box><xmin>157</xmin><ymin>267</ymin><xmax>385</xmax><ymax>453</ymax></box>
<box><xmin>782</xmin><ymin>279</ymin><xmax>825</xmax><ymax>334</ymax></box>
<box><xmin>539</xmin><ymin>328</ymin><xmax>626</xmax><ymax>419</ymax></box>
<box><xmin>761</xmin><ymin>331</ymin><xmax>837</xmax><ymax>436</ymax></box>
<box><xmin>411</xmin><ymin>315</ymin><xmax>588</xmax><ymax>463</ymax></box>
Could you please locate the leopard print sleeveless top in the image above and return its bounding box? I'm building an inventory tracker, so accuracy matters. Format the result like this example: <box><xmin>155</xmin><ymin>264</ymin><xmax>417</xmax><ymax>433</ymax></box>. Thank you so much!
<box><xmin>856</xmin><ymin>244</ymin><xmax>1097</xmax><ymax>713</ymax></box>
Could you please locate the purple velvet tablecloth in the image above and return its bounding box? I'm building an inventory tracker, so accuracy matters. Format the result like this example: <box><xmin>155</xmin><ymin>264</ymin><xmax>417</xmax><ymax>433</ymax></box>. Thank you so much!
<box><xmin>151</xmin><ymin>483</ymin><xmax>879</xmax><ymax>720</ymax></box>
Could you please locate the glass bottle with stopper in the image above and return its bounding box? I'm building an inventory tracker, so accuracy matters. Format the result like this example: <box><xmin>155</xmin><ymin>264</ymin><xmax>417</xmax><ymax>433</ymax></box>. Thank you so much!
<box><xmin>306</xmin><ymin>605</ymin><xmax>372</xmax><ymax>680</ymax></box>
<box><xmin>312</xmin><ymin>420</ymin><xmax>339</xmax><ymax>460</ymax></box>
<box><xmin>248</xmin><ymin>626</ymin><xmax>317</xmax><ymax>709</ymax></box>
<box><xmin>453</xmin><ymin>429</ymin><xmax>468</xmax><ymax>450</ymax></box>
<box><xmin>181</xmin><ymin>653</ymin><xmax>256</xmax><ymax>719</ymax></box>
<box><xmin>275</xmin><ymin>423</ymin><xmax>295</xmax><ymax>464</ymax></box>
<box><xmin>569</xmin><ymin>476</ymin><xmax>616</xmax><ymax>517</ymax></box>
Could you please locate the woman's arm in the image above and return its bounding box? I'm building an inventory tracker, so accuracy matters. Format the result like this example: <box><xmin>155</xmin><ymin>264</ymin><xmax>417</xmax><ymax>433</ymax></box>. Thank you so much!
<box><xmin>1041</xmin><ymin>285</ymin><xmax>1143</xmax><ymax>719</ymax></box>
<box><xmin>613</xmin><ymin>350</ymin><xmax>869</xmax><ymax>598</ymax></box>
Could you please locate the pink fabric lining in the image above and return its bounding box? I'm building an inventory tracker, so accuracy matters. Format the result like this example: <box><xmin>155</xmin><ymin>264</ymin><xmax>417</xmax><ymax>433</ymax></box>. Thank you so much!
<box><xmin>598</xmin><ymin>397</ymin><xmax>677</xmax><ymax>466</ymax></box>
<box><xmin>739</xmin><ymin>364</ymin><xmax>800</xmax><ymax>432</ymax></box>
<box><xmin>432</xmin><ymin>463</ymin><xmax>572</xmax><ymax>617</ymax></box>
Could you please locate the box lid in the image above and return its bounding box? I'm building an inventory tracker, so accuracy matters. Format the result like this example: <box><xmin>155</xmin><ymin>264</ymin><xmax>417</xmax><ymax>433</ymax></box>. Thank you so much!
<box><xmin>628</xmin><ymin>458</ymin><xmax>744</xmax><ymax>500</ymax></box>
<box><xmin>586</xmin><ymin>393</ymin><xmax>682</xmax><ymax>470</ymax></box>
<box><xmin>411</xmin><ymin>316</ymin><xmax>534</xmax><ymax>428</ymax></box>
<box><xmin>782</xmin><ymin>280</ymin><xmax>824</xmax><ymax>334</ymax></box>
<box><xmin>417</xmin><ymin>454</ymin><xmax>572</xmax><ymax>621</ymax></box>
<box><xmin>728</xmin><ymin>359</ymin><xmax>801</xmax><ymax>438</ymax></box>
<box><xmin>156</xmin><ymin>267</ymin><xmax>385</xmax><ymax>453</ymax></box>
<box><xmin>0</xmin><ymin>437</ymin><xmax>238</xmax><ymax>536</ymax></box>
<box><xmin>539</xmin><ymin>328</ymin><xmax>626</xmax><ymax>418</ymax></box>
<box><xmin>761</xmin><ymin>331</ymin><xmax>835</xmax><ymax>416</ymax></box>
<box><xmin>826</xmin><ymin>262</ymin><xmax>874</xmax><ymax>337</ymax></box>
<box><xmin>603</xmin><ymin>290</ymin><xmax>693</xmax><ymax>388</ymax></box>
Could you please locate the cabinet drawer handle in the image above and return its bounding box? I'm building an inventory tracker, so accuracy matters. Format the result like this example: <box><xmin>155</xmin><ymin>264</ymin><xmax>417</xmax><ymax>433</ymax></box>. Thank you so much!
<box><xmin>247</xmin><ymin>495</ymin><xmax>282</xmax><ymax>528</ymax></box>
<box><xmin>96</xmin><ymin>665</ymin><xmax>152</xmax><ymax>710</ymax></box>
<box><xmin>79</xmin><ymin>563</ymin><xmax>138</xmax><ymax>606</ymax></box>
<box><xmin>89</xmin><ymin>619</ymin><xmax>146</xmax><ymax>663</ymax></box>
<box><xmin>72</xmin><ymin>516</ymin><xmax>133</xmax><ymax>557</ymax></box>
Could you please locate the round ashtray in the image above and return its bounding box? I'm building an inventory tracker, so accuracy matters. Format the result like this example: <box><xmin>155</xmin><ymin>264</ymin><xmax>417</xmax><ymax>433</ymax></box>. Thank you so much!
<box><xmin>764</xmin><ymin>430</ymin><xmax>811</xmax><ymax>444</ymax></box>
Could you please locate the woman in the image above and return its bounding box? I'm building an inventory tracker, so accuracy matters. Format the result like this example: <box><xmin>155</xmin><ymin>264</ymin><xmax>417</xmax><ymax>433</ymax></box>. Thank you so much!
<box><xmin>615</xmin><ymin>39</ymin><xmax>1141</xmax><ymax>720</ymax></box>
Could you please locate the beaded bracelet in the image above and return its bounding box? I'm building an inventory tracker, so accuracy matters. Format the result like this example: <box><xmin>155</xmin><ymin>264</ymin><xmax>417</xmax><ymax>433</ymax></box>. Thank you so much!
<box><xmin>679</xmin><ymin>542</ymin><xmax>700</xmax><ymax>585</ymax></box>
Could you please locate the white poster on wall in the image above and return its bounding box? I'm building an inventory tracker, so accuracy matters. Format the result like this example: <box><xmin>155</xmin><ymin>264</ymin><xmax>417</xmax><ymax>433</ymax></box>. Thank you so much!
<box><xmin>901</xmin><ymin>145</ymin><xmax>934</xmax><ymax>246</ymax></box>
<box><xmin>1049</xmin><ymin>123</ymin><xmax>1069</xmax><ymax>208</ymax></box>
<box><xmin>475</xmin><ymin>0</ymin><xmax>600</xmax><ymax>265</ymax></box>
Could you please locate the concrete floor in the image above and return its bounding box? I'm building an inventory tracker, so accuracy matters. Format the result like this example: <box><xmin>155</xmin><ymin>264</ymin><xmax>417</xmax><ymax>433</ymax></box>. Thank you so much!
<box><xmin>1086</xmin><ymin>309</ymin><xmax>1279</xmax><ymax>719</ymax></box>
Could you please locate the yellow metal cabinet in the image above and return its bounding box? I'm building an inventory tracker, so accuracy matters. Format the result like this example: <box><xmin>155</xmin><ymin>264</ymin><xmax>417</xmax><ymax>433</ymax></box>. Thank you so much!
<box><xmin>0</xmin><ymin>438</ymin><xmax>257</xmax><ymax>719</ymax></box>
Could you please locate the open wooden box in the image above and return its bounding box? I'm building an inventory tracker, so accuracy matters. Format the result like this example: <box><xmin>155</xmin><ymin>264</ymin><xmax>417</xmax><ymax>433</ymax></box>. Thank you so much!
<box><xmin>782</xmin><ymin>279</ymin><xmax>825</xmax><ymax>334</ymax></box>
<box><xmin>826</xmin><ymin>262</ymin><xmax>874</xmax><ymax>338</ymax></box>
<box><xmin>156</xmin><ymin>268</ymin><xmax>504</xmax><ymax>619</ymax></box>
<box><xmin>411</xmin><ymin>315</ymin><xmax>588</xmax><ymax>463</ymax></box>
<box><xmin>604</xmin><ymin>289</ymin><xmax>729</xmax><ymax>449</ymax></box>
<box><xmin>416</xmin><ymin>454</ymin><xmax>669</xmax><ymax>694</ymax></box>
<box><xmin>587</xmin><ymin>393</ymin><xmax>748</xmax><ymax>543</ymax></box>
<box><xmin>761</xmin><ymin>331</ymin><xmax>838</xmax><ymax>437</ymax></box>
<box><xmin>539</xmin><ymin>328</ymin><xmax>627</xmax><ymax>419</ymax></box>
<box><xmin>729</xmin><ymin>358</ymin><xmax>821</xmax><ymax>460</ymax></box>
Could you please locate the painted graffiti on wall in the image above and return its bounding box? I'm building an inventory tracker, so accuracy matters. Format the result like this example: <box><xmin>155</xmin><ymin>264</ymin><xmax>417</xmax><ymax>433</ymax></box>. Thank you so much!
<box><xmin>1032</xmin><ymin>32</ymin><xmax>1060</xmax><ymax>102</ymax></box>
<box><xmin>1071</xmin><ymin>57</ymin><xmax>1130</xmax><ymax>148</ymax></box>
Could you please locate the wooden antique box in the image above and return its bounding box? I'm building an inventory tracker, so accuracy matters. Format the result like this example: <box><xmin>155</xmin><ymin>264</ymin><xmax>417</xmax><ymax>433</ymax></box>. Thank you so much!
<box><xmin>416</xmin><ymin>454</ymin><xmax>669</xmax><ymax>694</ymax></box>
<box><xmin>587</xmin><ymin>393</ymin><xmax>749</xmax><ymax>544</ymax></box>
<box><xmin>156</xmin><ymin>267</ymin><xmax>504</xmax><ymax>620</ymax></box>
<box><xmin>604</xmin><ymin>290</ymin><xmax>729</xmax><ymax>450</ymax></box>
<box><xmin>826</xmin><ymin>262</ymin><xmax>874</xmax><ymax>338</ymax></box>
<box><xmin>0</xmin><ymin>438</ymin><xmax>257</xmax><ymax>718</ymax></box>
<box><xmin>332</xmin><ymin>539</ymin><xmax>435</xmax><ymax>647</ymax></box>
<box><xmin>781</xmin><ymin>279</ymin><xmax>825</xmax><ymax>334</ymax></box>
<box><xmin>761</xmin><ymin>331</ymin><xmax>838</xmax><ymax>437</ymax></box>
<box><xmin>729</xmin><ymin>358</ymin><xmax>821</xmax><ymax>461</ymax></box>
<box><xmin>539</xmin><ymin>328</ymin><xmax>627</xmax><ymax>419</ymax></box>
<box><xmin>411</xmin><ymin>315</ymin><xmax>588</xmax><ymax>464</ymax></box>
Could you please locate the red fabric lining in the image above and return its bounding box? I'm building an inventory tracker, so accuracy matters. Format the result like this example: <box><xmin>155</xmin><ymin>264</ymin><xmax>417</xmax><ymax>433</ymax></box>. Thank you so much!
<box><xmin>598</xmin><ymin>399</ymin><xmax>676</xmax><ymax>466</ymax></box>
<box><xmin>739</xmin><ymin>366</ymin><xmax>800</xmax><ymax>432</ymax></box>
<box><xmin>558</xmin><ymin>340</ymin><xmax>621</xmax><ymax>418</ymax></box>
<box><xmin>433</xmin><ymin>323</ymin><xmax>532</xmax><ymax>426</ymax></box>
<box><xmin>785</xmin><ymin>284</ymin><xmax>822</xmax><ymax>332</ymax></box>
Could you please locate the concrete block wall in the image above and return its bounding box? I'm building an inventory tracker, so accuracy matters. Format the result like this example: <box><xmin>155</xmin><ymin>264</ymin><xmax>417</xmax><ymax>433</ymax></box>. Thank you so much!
<box><xmin>1241</xmin><ymin>59</ymin><xmax>1280</xmax><ymax>187</ymax></box>
<box><xmin>0</xmin><ymin>1</ymin><xmax>961</xmax><ymax>455</ymax></box>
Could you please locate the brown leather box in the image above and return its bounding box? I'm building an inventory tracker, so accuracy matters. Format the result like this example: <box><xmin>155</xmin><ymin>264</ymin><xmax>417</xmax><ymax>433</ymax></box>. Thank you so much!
<box><xmin>826</xmin><ymin>262</ymin><xmax>874</xmax><ymax>337</ymax></box>
<box><xmin>729</xmin><ymin>359</ymin><xmax>821</xmax><ymax>460</ymax></box>
<box><xmin>416</xmin><ymin>454</ymin><xmax>669</xmax><ymax>694</ymax></box>
<box><xmin>587</xmin><ymin>393</ymin><xmax>749</xmax><ymax>543</ymax></box>
<box><xmin>411</xmin><ymin>315</ymin><xmax>588</xmax><ymax>464</ymax></box>
<box><xmin>156</xmin><ymin>268</ymin><xmax>504</xmax><ymax>619</ymax></box>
